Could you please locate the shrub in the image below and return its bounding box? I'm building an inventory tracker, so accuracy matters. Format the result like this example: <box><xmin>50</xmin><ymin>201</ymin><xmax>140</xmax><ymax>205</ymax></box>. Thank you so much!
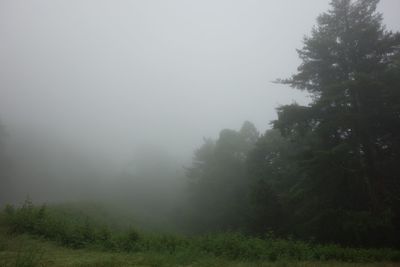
<box><xmin>117</xmin><ymin>228</ymin><xmax>141</xmax><ymax>251</ymax></box>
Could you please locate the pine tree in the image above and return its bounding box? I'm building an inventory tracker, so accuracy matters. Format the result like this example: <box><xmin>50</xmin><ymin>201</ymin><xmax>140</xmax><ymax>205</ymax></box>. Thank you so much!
<box><xmin>273</xmin><ymin>0</ymin><xmax>400</xmax><ymax>245</ymax></box>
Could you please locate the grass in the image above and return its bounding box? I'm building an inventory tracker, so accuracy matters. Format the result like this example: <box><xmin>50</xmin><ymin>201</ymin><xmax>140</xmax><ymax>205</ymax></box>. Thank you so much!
<box><xmin>1</xmin><ymin>200</ymin><xmax>400</xmax><ymax>266</ymax></box>
<box><xmin>1</xmin><ymin>233</ymin><xmax>399</xmax><ymax>267</ymax></box>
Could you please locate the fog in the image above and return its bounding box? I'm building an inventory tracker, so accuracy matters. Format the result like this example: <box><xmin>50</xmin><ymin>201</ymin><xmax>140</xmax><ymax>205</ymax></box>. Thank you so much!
<box><xmin>0</xmin><ymin>0</ymin><xmax>400</xmax><ymax>231</ymax></box>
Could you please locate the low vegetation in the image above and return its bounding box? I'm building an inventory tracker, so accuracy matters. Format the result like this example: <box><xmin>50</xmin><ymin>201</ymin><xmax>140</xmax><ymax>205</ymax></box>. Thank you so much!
<box><xmin>1</xmin><ymin>201</ymin><xmax>400</xmax><ymax>266</ymax></box>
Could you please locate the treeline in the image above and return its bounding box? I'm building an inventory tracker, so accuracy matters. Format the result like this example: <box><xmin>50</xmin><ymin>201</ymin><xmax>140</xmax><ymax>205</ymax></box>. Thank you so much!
<box><xmin>184</xmin><ymin>0</ymin><xmax>400</xmax><ymax>247</ymax></box>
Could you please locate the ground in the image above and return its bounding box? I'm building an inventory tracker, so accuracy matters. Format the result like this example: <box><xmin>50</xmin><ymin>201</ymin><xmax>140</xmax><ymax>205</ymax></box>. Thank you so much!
<box><xmin>1</xmin><ymin>227</ymin><xmax>399</xmax><ymax>267</ymax></box>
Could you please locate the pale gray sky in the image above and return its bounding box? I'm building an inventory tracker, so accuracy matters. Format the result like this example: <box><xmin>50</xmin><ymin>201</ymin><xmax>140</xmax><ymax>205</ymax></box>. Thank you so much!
<box><xmin>0</xmin><ymin>0</ymin><xmax>399</xmax><ymax>165</ymax></box>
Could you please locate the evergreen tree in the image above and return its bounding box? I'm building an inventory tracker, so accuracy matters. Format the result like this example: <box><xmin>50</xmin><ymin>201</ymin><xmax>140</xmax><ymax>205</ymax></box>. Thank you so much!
<box><xmin>271</xmin><ymin>0</ymin><xmax>400</xmax><ymax>245</ymax></box>
<box><xmin>186</xmin><ymin>121</ymin><xmax>258</xmax><ymax>232</ymax></box>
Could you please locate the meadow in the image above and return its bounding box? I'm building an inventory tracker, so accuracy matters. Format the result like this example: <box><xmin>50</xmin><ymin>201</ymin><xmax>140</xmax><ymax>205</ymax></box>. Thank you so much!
<box><xmin>1</xmin><ymin>200</ymin><xmax>400</xmax><ymax>267</ymax></box>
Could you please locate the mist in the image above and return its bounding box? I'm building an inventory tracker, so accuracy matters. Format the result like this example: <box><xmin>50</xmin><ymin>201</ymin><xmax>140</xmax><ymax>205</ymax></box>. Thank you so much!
<box><xmin>1</xmin><ymin>0</ymin><xmax>400</xmax><ymax>236</ymax></box>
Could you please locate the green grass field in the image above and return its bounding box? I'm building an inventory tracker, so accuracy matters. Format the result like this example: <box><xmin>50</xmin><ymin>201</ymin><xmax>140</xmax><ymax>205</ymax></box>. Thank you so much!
<box><xmin>1</xmin><ymin>201</ymin><xmax>400</xmax><ymax>267</ymax></box>
<box><xmin>1</xmin><ymin>232</ymin><xmax>399</xmax><ymax>267</ymax></box>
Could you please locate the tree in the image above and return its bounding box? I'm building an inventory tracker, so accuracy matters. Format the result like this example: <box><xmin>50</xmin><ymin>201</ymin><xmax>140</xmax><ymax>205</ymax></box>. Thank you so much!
<box><xmin>246</xmin><ymin>129</ymin><xmax>297</xmax><ymax>234</ymax></box>
<box><xmin>272</xmin><ymin>0</ymin><xmax>400</xmax><ymax>245</ymax></box>
<box><xmin>0</xmin><ymin>119</ymin><xmax>11</xmax><ymax>205</ymax></box>
<box><xmin>185</xmin><ymin>121</ymin><xmax>258</xmax><ymax>233</ymax></box>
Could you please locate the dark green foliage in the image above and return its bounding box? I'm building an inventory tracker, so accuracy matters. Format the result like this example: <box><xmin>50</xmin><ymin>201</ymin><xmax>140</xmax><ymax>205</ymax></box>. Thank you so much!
<box><xmin>242</xmin><ymin>0</ymin><xmax>400</xmax><ymax>247</ymax></box>
<box><xmin>184</xmin><ymin>121</ymin><xmax>258</xmax><ymax>233</ymax></box>
<box><xmin>181</xmin><ymin>0</ymin><xmax>400</xmax><ymax>248</ymax></box>
<box><xmin>246</xmin><ymin>129</ymin><xmax>298</xmax><ymax>235</ymax></box>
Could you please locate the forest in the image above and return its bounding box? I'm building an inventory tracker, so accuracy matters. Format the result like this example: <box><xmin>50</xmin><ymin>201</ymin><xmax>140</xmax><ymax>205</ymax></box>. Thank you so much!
<box><xmin>1</xmin><ymin>0</ymin><xmax>400</xmax><ymax>266</ymax></box>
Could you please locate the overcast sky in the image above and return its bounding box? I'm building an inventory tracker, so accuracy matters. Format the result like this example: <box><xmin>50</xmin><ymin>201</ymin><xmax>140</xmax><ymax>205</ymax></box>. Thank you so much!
<box><xmin>1</xmin><ymin>0</ymin><xmax>399</xmax><ymax>165</ymax></box>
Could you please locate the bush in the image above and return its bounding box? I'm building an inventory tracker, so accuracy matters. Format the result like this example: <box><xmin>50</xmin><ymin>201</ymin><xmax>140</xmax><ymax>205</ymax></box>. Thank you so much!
<box><xmin>117</xmin><ymin>228</ymin><xmax>141</xmax><ymax>251</ymax></box>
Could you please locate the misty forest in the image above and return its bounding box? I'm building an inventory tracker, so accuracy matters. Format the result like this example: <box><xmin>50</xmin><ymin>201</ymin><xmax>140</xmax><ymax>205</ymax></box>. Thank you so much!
<box><xmin>1</xmin><ymin>0</ymin><xmax>400</xmax><ymax>266</ymax></box>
